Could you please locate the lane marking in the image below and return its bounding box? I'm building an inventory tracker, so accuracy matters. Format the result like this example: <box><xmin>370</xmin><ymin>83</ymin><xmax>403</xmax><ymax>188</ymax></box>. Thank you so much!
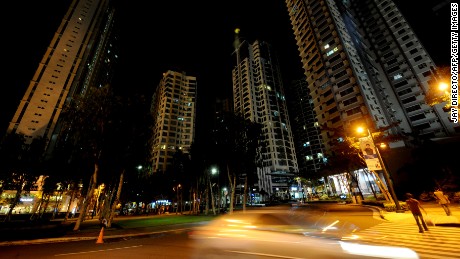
<box><xmin>226</xmin><ymin>250</ymin><xmax>304</xmax><ymax>259</ymax></box>
<box><xmin>54</xmin><ymin>245</ymin><xmax>143</xmax><ymax>256</ymax></box>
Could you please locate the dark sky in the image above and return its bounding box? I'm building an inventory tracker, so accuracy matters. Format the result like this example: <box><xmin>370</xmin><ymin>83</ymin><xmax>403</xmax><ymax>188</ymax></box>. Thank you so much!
<box><xmin>0</xmin><ymin>0</ymin><xmax>451</xmax><ymax>138</ymax></box>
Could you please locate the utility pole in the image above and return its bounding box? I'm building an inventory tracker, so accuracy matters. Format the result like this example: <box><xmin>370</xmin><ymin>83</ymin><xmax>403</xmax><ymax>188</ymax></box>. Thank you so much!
<box><xmin>360</xmin><ymin>127</ymin><xmax>403</xmax><ymax>212</ymax></box>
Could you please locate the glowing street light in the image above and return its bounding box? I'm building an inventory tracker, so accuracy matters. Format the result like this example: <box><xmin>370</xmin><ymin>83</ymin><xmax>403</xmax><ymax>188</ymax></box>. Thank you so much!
<box><xmin>439</xmin><ymin>82</ymin><xmax>449</xmax><ymax>92</ymax></box>
<box><xmin>357</xmin><ymin>127</ymin><xmax>403</xmax><ymax>212</ymax></box>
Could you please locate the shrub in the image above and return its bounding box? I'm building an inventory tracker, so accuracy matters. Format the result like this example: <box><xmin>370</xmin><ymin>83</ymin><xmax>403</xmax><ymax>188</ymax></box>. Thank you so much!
<box><xmin>383</xmin><ymin>201</ymin><xmax>408</xmax><ymax>212</ymax></box>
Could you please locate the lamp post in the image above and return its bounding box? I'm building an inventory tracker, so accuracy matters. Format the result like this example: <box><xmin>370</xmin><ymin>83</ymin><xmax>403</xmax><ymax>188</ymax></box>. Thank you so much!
<box><xmin>357</xmin><ymin>127</ymin><xmax>403</xmax><ymax>212</ymax></box>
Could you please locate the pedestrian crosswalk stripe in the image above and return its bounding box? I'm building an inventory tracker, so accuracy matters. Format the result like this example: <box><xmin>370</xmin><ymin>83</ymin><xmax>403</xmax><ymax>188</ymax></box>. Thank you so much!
<box><xmin>342</xmin><ymin>222</ymin><xmax>460</xmax><ymax>259</ymax></box>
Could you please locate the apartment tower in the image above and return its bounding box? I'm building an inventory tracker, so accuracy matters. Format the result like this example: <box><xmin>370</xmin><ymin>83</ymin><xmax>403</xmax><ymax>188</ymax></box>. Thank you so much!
<box><xmin>284</xmin><ymin>0</ymin><xmax>458</xmax><ymax>149</ymax></box>
<box><xmin>287</xmin><ymin>78</ymin><xmax>326</xmax><ymax>177</ymax></box>
<box><xmin>232</xmin><ymin>33</ymin><xmax>299</xmax><ymax>198</ymax></box>
<box><xmin>150</xmin><ymin>70</ymin><xmax>197</xmax><ymax>174</ymax></box>
<box><xmin>7</xmin><ymin>0</ymin><xmax>118</xmax><ymax>150</ymax></box>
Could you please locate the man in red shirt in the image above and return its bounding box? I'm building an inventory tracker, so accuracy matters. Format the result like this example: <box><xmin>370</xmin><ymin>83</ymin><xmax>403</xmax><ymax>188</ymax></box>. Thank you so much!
<box><xmin>405</xmin><ymin>193</ymin><xmax>429</xmax><ymax>233</ymax></box>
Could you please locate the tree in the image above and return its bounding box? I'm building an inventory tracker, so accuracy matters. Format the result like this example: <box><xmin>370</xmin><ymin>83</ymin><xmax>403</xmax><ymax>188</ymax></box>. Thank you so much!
<box><xmin>317</xmin><ymin>123</ymin><xmax>404</xmax><ymax>202</ymax></box>
<box><xmin>425</xmin><ymin>66</ymin><xmax>452</xmax><ymax>108</ymax></box>
<box><xmin>213</xmin><ymin>112</ymin><xmax>263</xmax><ymax>213</ymax></box>
<box><xmin>99</xmin><ymin>92</ymin><xmax>154</xmax><ymax>224</ymax></box>
<box><xmin>0</xmin><ymin>133</ymin><xmax>46</xmax><ymax>221</ymax></box>
<box><xmin>319</xmin><ymin>135</ymin><xmax>367</xmax><ymax>201</ymax></box>
<box><xmin>59</xmin><ymin>85</ymin><xmax>114</xmax><ymax>230</ymax></box>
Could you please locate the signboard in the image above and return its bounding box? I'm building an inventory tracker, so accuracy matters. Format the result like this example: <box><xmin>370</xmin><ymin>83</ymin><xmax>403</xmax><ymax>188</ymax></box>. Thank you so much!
<box><xmin>359</xmin><ymin>137</ymin><xmax>382</xmax><ymax>171</ymax></box>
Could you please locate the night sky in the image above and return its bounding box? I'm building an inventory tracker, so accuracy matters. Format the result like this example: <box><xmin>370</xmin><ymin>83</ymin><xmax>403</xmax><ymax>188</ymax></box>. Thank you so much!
<box><xmin>0</xmin><ymin>0</ymin><xmax>451</xmax><ymax>139</ymax></box>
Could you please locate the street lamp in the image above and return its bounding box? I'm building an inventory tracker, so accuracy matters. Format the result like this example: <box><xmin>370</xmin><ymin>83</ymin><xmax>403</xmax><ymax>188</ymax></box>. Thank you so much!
<box><xmin>439</xmin><ymin>82</ymin><xmax>449</xmax><ymax>92</ymax></box>
<box><xmin>357</xmin><ymin>127</ymin><xmax>403</xmax><ymax>212</ymax></box>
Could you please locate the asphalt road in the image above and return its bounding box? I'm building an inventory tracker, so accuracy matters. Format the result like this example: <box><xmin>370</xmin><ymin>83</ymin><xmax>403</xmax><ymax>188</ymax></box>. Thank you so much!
<box><xmin>0</xmin><ymin>204</ymin><xmax>387</xmax><ymax>258</ymax></box>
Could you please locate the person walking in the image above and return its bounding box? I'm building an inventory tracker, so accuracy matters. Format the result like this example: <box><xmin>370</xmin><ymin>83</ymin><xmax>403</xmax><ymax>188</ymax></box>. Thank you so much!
<box><xmin>405</xmin><ymin>193</ymin><xmax>429</xmax><ymax>233</ymax></box>
<box><xmin>433</xmin><ymin>188</ymin><xmax>452</xmax><ymax>216</ymax></box>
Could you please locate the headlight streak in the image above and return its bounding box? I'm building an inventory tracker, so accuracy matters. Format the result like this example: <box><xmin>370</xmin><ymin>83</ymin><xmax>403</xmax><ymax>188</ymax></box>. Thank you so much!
<box><xmin>321</xmin><ymin>220</ymin><xmax>339</xmax><ymax>232</ymax></box>
<box><xmin>339</xmin><ymin>241</ymin><xmax>419</xmax><ymax>259</ymax></box>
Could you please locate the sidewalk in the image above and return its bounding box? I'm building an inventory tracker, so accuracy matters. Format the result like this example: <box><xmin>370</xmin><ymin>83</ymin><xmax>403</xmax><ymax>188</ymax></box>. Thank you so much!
<box><xmin>0</xmin><ymin>213</ymin><xmax>214</xmax><ymax>246</ymax></box>
<box><xmin>378</xmin><ymin>201</ymin><xmax>460</xmax><ymax>226</ymax></box>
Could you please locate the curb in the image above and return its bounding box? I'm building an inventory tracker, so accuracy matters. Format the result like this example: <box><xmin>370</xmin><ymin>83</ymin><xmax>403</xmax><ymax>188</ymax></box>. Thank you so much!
<box><xmin>0</xmin><ymin>228</ymin><xmax>185</xmax><ymax>247</ymax></box>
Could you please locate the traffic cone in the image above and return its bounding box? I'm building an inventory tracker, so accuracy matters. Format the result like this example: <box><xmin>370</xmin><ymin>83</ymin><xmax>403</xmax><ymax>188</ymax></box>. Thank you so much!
<box><xmin>96</xmin><ymin>227</ymin><xmax>104</xmax><ymax>244</ymax></box>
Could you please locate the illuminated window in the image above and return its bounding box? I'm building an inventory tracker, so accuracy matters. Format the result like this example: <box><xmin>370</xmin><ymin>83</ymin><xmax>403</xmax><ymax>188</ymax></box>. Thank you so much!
<box><xmin>393</xmin><ymin>73</ymin><xmax>403</xmax><ymax>80</ymax></box>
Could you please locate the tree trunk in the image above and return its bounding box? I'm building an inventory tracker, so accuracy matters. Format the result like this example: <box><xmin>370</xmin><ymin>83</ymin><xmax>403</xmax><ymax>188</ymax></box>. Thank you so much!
<box><xmin>204</xmin><ymin>183</ymin><xmax>209</xmax><ymax>215</ymax></box>
<box><xmin>209</xmin><ymin>176</ymin><xmax>216</xmax><ymax>215</ymax></box>
<box><xmin>176</xmin><ymin>187</ymin><xmax>180</xmax><ymax>214</ymax></box>
<box><xmin>4</xmin><ymin>182</ymin><xmax>23</xmax><ymax>222</ymax></box>
<box><xmin>51</xmin><ymin>190</ymin><xmax>64</xmax><ymax>220</ymax></box>
<box><xmin>226</xmin><ymin>164</ymin><xmax>233</xmax><ymax>214</ymax></box>
<box><xmin>39</xmin><ymin>195</ymin><xmax>50</xmax><ymax>219</ymax></box>
<box><xmin>64</xmin><ymin>187</ymin><xmax>78</xmax><ymax>222</ymax></box>
<box><xmin>229</xmin><ymin>175</ymin><xmax>236</xmax><ymax>214</ymax></box>
<box><xmin>192</xmin><ymin>191</ymin><xmax>196</xmax><ymax>215</ymax></box>
<box><xmin>100</xmin><ymin>185</ymin><xmax>113</xmax><ymax>220</ymax></box>
<box><xmin>243</xmin><ymin>176</ymin><xmax>248</xmax><ymax>212</ymax></box>
<box><xmin>180</xmin><ymin>189</ymin><xmax>184</xmax><ymax>214</ymax></box>
<box><xmin>30</xmin><ymin>195</ymin><xmax>44</xmax><ymax>221</ymax></box>
<box><xmin>29</xmin><ymin>189</ymin><xmax>44</xmax><ymax>221</ymax></box>
<box><xmin>108</xmin><ymin>169</ymin><xmax>124</xmax><ymax>228</ymax></box>
<box><xmin>73</xmin><ymin>163</ymin><xmax>98</xmax><ymax>231</ymax></box>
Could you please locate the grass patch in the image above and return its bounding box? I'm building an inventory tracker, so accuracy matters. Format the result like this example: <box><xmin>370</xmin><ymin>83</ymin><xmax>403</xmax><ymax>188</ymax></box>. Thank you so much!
<box><xmin>115</xmin><ymin>215</ymin><xmax>216</xmax><ymax>228</ymax></box>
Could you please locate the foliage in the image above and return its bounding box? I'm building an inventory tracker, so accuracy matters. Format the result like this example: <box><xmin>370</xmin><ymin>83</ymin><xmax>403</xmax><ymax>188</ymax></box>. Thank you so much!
<box><xmin>383</xmin><ymin>201</ymin><xmax>407</xmax><ymax>212</ymax></box>
<box><xmin>318</xmin><ymin>135</ymin><xmax>366</xmax><ymax>177</ymax></box>
<box><xmin>0</xmin><ymin>133</ymin><xmax>46</xmax><ymax>220</ymax></box>
<box><xmin>425</xmin><ymin>66</ymin><xmax>452</xmax><ymax>108</ymax></box>
<box><xmin>396</xmin><ymin>138</ymin><xmax>460</xmax><ymax>197</ymax></box>
<box><xmin>213</xmin><ymin>112</ymin><xmax>264</xmax><ymax>211</ymax></box>
<box><xmin>58</xmin><ymin>85</ymin><xmax>116</xmax><ymax>229</ymax></box>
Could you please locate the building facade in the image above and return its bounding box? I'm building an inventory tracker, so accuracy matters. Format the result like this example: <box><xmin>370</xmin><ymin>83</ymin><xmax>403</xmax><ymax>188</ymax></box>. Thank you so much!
<box><xmin>7</xmin><ymin>0</ymin><xmax>119</xmax><ymax>150</ymax></box>
<box><xmin>2</xmin><ymin>0</ymin><xmax>119</xmax><ymax>216</ymax></box>
<box><xmin>150</xmin><ymin>70</ymin><xmax>197</xmax><ymax>173</ymax></box>
<box><xmin>286</xmin><ymin>78</ymin><xmax>327</xmax><ymax>177</ymax></box>
<box><xmin>284</xmin><ymin>0</ymin><xmax>459</xmax><ymax>150</ymax></box>
<box><xmin>232</xmin><ymin>35</ymin><xmax>299</xmax><ymax>199</ymax></box>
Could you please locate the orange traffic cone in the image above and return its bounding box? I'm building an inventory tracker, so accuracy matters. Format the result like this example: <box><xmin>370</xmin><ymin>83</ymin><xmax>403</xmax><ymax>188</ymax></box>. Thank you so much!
<box><xmin>96</xmin><ymin>227</ymin><xmax>104</xmax><ymax>244</ymax></box>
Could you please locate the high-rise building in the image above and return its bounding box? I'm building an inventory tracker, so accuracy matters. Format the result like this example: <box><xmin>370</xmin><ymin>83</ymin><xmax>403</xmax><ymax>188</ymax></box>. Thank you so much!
<box><xmin>150</xmin><ymin>70</ymin><xmax>197</xmax><ymax>174</ymax></box>
<box><xmin>284</xmin><ymin>0</ymin><xmax>459</xmax><ymax>150</ymax></box>
<box><xmin>232</xmin><ymin>34</ymin><xmax>299</xmax><ymax>198</ymax></box>
<box><xmin>7</xmin><ymin>0</ymin><xmax>119</xmax><ymax>151</ymax></box>
<box><xmin>286</xmin><ymin>78</ymin><xmax>326</xmax><ymax>177</ymax></box>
